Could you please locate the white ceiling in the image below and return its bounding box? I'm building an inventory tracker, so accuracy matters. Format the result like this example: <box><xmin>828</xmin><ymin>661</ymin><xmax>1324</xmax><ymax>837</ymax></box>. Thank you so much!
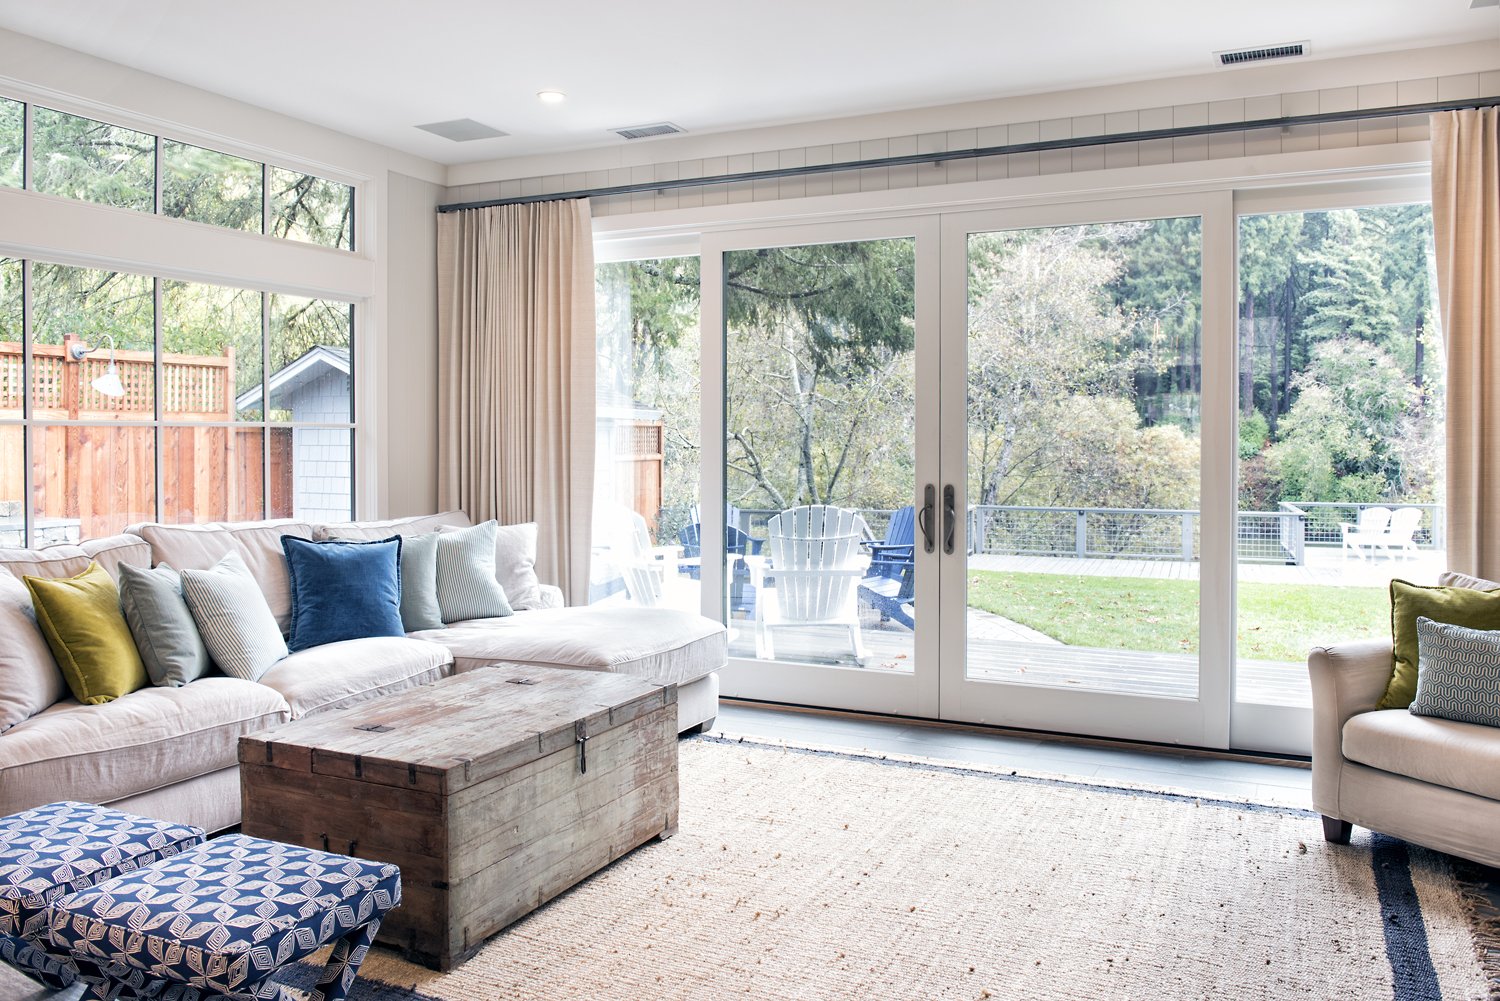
<box><xmin>0</xmin><ymin>0</ymin><xmax>1494</xmax><ymax>166</ymax></box>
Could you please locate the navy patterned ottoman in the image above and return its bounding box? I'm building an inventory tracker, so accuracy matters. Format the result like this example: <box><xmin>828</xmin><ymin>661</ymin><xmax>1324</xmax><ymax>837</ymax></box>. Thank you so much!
<box><xmin>0</xmin><ymin>801</ymin><xmax>204</xmax><ymax>991</ymax></box>
<box><xmin>49</xmin><ymin>833</ymin><xmax>402</xmax><ymax>1001</ymax></box>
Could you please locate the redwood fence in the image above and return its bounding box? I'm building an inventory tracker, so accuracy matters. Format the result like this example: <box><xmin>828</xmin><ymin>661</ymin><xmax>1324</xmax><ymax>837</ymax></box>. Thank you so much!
<box><xmin>1</xmin><ymin>337</ymin><xmax>292</xmax><ymax>542</ymax></box>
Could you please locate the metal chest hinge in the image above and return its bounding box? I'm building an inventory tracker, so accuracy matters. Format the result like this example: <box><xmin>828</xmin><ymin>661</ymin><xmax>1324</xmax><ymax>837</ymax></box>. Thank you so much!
<box><xmin>575</xmin><ymin>719</ymin><xmax>589</xmax><ymax>775</ymax></box>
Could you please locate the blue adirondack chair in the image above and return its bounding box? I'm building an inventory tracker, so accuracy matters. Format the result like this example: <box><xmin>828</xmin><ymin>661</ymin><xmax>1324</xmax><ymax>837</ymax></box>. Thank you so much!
<box><xmin>859</xmin><ymin>506</ymin><xmax>916</xmax><ymax>629</ymax></box>
<box><xmin>678</xmin><ymin>523</ymin><xmax>763</xmax><ymax>614</ymax></box>
<box><xmin>864</xmin><ymin>505</ymin><xmax>916</xmax><ymax>580</ymax></box>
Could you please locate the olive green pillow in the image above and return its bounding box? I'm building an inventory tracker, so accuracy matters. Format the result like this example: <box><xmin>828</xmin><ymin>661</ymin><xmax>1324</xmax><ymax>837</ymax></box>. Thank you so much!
<box><xmin>23</xmin><ymin>562</ymin><xmax>148</xmax><ymax>705</ymax></box>
<box><xmin>1383</xmin><ymin>579</ymin><xmax>1500</xmax><ymax>709</ymax></box>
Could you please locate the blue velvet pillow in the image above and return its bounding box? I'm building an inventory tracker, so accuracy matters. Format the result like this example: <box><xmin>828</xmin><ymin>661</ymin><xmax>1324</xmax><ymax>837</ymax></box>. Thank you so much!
<box><xmin>282</xmin><ymin>535</ymin><xmax>404</xmax><ymax>652</ymax></box>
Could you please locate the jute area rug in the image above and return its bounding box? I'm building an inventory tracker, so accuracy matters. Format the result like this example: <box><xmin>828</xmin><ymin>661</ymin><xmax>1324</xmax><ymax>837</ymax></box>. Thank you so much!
<box><xmin>4</xmin><ymin>736</ymin><xmax>1496</xmax><ymax>1001</ymax></box>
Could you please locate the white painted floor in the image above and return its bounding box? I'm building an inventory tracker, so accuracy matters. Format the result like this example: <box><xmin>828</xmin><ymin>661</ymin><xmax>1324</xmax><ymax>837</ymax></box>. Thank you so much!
<box><xmin>712</xmin><ymin>701</ymin><xmax>1313</xmax><ymax>808</ymax></box>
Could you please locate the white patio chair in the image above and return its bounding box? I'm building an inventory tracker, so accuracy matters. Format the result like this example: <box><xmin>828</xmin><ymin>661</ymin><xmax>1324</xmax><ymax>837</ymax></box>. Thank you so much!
<box><xmin>593</xmin><ymin>505</ymin><xmax>678</xmax><ymax>607</ymax></box>
<box><xmin>751</xmin><ymin>505</ymin><xmax>872</xmax><ymax>663</ymax></box>
<box><xmin>1340</xmin><ymin>506</ymin><xmax>1392</xmax><ymax>561</ymax></box>
<box><xmin>1383</xmin><ymin>506</ymin><xmax>1424</xmax><ymax>559</ymax></box>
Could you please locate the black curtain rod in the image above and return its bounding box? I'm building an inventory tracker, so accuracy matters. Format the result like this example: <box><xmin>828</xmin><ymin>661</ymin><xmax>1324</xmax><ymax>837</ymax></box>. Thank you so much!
<box><xmin>436</xmin><ymin>96</ymin><xmax>1500</xmax><ymax>213</ymax></box>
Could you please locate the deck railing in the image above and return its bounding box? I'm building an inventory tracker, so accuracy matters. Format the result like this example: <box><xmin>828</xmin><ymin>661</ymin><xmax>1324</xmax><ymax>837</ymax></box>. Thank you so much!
<box><xmin>676</xmin><ymin>500</ymin><xmax>1442</xmax><ymax>565</ymax></box>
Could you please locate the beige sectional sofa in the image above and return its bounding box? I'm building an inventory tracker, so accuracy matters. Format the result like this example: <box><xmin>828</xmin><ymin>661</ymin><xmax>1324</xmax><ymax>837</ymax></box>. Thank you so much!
<box><xmin>0</xmin><ymin>512</ymin><xmax>725</xmax><ymax>834</ymax></box>
<box><xmin>1310</xmin><ymin>637</ymin><xmax>1500</xmax><ymax>868</ymax></box>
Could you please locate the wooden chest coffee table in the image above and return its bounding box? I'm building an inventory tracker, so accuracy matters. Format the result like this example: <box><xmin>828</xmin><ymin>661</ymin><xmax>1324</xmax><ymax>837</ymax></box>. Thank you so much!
<box><xmin>238</xmin><ymin>665</ymin><xmax>679</xmax><ymax>972</ymax></box>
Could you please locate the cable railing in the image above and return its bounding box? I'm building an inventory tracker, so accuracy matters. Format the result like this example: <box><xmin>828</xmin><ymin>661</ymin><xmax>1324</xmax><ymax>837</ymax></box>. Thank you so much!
<box><xmin>657</xmin><ymin>501</ymin><xmax>1442</xmax><ymax>565</ymax></box>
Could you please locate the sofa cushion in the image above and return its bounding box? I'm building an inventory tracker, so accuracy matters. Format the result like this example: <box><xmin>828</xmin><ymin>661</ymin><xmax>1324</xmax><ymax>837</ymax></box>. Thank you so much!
<box><xmin>1409</xmin><ymin>617</ymin><xmax>1500</xmax><ymax>728</ymax></box>
<box><xmin>24</xmin><ymin>563</ymin><xmax>148</xmax><ymax>705</ymax></box>
<box><xmin>411</xmin><ymin>606</ymin><xmax>727</xmax><ymax>686</ymax></box>
<box><xmin>181</xmin><ymin>554</ymin><xmax>289</xmax><ymax>682</ymax></box>
<box><xmin>434</xmin><ymin>521</ymin><xmax>513</xmax><ymax>622</ymax></box>
<box><xmin>0</xmin><ymin>534</ymin><xmax>152</xmax><ymax>583</ymax></box>
<box><xmin>315</xmin><ymin>510</ymin><xmax>471</xmax><ymax>541</ymax></box>
<box><xmin>1440</xmin><ymin>570</ymin><xmax>1500</xmax><ymax>592</ymax></box>
<box><xmin>127</xmin><ymin>520</ymin><xmax>316</xmax><ymax>633</ymax></box>
<box><xmin>0</xmin><ymin>572</ymin><xmax>65</xmax><ymax>733</ymax></box>
<box><xmin>117</xmin><ymin>563</ymin><xmax>211</xmax><ymax>688</ymax></box>
<box><xmin>256</xmin><ymin>636</ymin><xmax>452</xmax><ymax>718</ymax></box>
<box><xmin>0</xmin><ymin>678</ymin><xmax>290</xmax><ymax>816</ymax></box>
<box><xmin>438</xmin><ymin>520</ymin><xmax>545</xmax><ymax>611</ymax></box>
<box><xmin>282</xmin><ymin>536</ymin><xmax>405</xmax><ymax>651</ymax></box>
<box><xmin>1383</xmin><ymin>579</ymin><xmax>1500</xmax><ymax>710</ymax></box>
<box><xmin>1344</xmin><ymin>709</ymin><xmax>1500</xmax><ymax>802</ymax></box>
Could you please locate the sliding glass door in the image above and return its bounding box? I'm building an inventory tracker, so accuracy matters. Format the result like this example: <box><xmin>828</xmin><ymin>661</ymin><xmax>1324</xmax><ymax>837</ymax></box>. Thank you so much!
<box><xmin>938</xmin><ymin>195</ymin><xmax>1231</xmax><ymax>745</ymax></box>
<box><xmin>666</xmin><ymin>178</ymin><xmax>1432</xmax><ymax>753</ymax></box>
<box><xmin>703</xmin><ymin>218</ymin><xmax>941</xmax><ymax>718</ymax></box>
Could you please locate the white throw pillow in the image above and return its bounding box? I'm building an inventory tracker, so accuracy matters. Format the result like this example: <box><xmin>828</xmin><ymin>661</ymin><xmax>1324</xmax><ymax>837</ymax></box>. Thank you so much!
<box><xmin>0</xmin><ymin>570</ymin><xmax>65</xmax><ymax>731</ymax></box>
<box><xmin>439</xmin><ymin>520</ymin><xmax>544</xmax><ymax>610</ymax></box>
<box><xmin>180</xmin><ymin>552</ymin><xmax>289</xmax><ymax>682</ymax></box>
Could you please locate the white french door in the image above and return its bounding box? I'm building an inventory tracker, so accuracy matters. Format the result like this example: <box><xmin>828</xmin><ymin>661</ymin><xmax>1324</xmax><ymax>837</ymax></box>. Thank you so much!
<box><xmin>701</xmin><ymin>216</ymin><xmax>942</xmax><ymax>718</ymax></box>
<box><xmin>935</xmin><ymin>193</ymin><xmax>1235</xmax><ymax>748</ymax></box>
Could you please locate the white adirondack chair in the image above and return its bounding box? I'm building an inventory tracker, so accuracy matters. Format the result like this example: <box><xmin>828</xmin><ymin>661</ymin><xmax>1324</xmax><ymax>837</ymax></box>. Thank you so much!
<box><xmin>1383</xmin><ymin>506</ymin><xmax>1424</xmax><ymax>559</ymax></box>
<box><xmin>1340</xmin><ymin>506</ymin><xmax>1392</xmax><ymax>561</ymax></box>
<box><xmin>594</xmin><ymin>505</ymin><xmax>676</xmax><ymax>607</ymax></box>
<box><xmin>752</xmin><ymin>505</ymin><xmax>872</xmax><ymax>663</ymax></box>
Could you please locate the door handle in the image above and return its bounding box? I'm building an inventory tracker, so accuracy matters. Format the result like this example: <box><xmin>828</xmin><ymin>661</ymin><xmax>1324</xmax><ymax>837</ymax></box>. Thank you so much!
<box><xmin>919</xmin><ymin>484</ymin><xmax>936</xmax><ymax>554</ymax></box>
<box><xmin>943</xmin><ymin>485</ymin><xmax>956</xmax><ymax>556</ymax></box>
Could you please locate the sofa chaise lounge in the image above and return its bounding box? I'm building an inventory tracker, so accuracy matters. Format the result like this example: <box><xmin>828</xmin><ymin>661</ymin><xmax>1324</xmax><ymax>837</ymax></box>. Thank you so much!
<box><xmin>0</xmin><ymin>511</ymin><xmax>726</xmax><ymax>835</ymax></box>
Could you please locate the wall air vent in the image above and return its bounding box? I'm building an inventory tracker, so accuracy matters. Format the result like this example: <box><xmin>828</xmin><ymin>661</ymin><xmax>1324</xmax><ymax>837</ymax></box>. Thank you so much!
<box><xmin>415</xmin><ymin>119</ymin><xmax>509</xmax><ymax>142</ymax></box>
<box><xmin>612</xmin><ymin>122</ymin><xmax>686</xmax><ymax>140</ymax></box>
<box><xmin>1215</xmin><ymin>41</ymin><xmax>1308</xmax><ymax>66</ymax></box>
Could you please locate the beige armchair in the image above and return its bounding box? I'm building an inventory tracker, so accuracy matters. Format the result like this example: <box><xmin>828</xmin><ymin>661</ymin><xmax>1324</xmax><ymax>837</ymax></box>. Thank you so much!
<box><xmin>1309</xmin><ymin>638</ymin><xmax>1500</xmax><ymax>867</ymax></box>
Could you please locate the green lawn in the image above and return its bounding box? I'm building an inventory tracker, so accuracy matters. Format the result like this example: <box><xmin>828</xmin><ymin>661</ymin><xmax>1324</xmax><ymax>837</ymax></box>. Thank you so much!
<box><xmin>966</xmin><ymin>571</ymin><xmax>1388</xmax><ymax>663</ymax></box>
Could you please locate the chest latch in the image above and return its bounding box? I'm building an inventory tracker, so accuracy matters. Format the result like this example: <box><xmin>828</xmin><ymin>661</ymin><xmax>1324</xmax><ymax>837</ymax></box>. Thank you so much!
<box><xmin>575</xmin><ymin>719</ymin><xmax>589</xmax><ymax>775</ymax></box>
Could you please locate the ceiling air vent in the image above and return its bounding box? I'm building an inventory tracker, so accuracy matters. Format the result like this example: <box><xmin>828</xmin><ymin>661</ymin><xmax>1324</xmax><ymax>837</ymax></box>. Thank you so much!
<box><xmin>611</xmin><ymin>122</ymin><xmax>686</xmax><ymax>140</ymax></box>
<box><xmin>415</xmin><ymin>119</ymin><xmax>509</xmax><ymax>142</ymax></box>
<box><xmin>1215</xmin><ymin>41</ymin><xmax>1308</xmax><ymax>66</ymax></box>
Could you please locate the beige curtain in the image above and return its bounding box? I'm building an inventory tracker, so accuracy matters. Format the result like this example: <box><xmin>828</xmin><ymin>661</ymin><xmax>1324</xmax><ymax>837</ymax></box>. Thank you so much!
<box><xmin>1432</xmin><ymin>108</ymin><xmax>1500</xmax><ymax>580</ymax></box>
<box><xmin>436</xmin><ymin>198</ymin><xmax>595</xmax><ymax>605</ymax></box>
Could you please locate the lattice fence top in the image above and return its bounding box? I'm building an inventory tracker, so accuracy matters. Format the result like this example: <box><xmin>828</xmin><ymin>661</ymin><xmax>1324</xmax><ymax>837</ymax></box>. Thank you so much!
<box><xmin>0</xmin><ymin>340</ymin><xmax>235</xmax><ymax>420</ymax></box>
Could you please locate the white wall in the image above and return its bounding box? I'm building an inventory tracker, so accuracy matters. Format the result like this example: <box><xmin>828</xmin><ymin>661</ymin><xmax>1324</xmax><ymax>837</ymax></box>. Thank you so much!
<box><xmin>444</xmin><ymin>42</ymin><xmax>1499</xmax><ymax>218</ymax></box>
<box><xmin>0</xmin><ymin>26</ymin><xmax>445</xmax><ymax>520</ymax></box>
<box><xmin>379</xmin><ymin>170</ymin><xmax>442</xmax><ymax>517</ymax></box>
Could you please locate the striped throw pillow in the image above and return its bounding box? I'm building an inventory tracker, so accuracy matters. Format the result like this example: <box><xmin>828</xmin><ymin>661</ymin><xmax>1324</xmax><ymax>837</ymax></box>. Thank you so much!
<box><xmin>181</xmin><ymin>553</ymin><xmax>288</xmax><ymax>682</ymax></box>
<box><xmin>434</xmin><ymin>521</ymin><xmax>513</xmax><ymax>623</ymax></box>
<box><xmin>1410</xmin><ymin>617</ymin><xmax>1500</xmax><ymax>728</ymax></box>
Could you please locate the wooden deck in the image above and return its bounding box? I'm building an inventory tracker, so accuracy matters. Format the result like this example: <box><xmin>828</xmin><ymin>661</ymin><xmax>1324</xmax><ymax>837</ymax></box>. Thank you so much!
<box><xmin>724</xmin><ymin>614</ymin><xmax>1310</xmax><ymax>707</ymax></box>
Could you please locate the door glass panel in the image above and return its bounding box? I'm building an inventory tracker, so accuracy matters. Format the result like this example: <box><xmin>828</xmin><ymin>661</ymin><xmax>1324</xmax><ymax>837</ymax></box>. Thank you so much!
<box><xmin>724</xmin><ymin>238</ymin><xmax>916</xmax><ymax>670</ymax></box>
<box><xmin>1236</xmin><ymin>205</ymin><xmax>1443</xmax><ymax>707</ymax></box>
<box><xmin>590</xmin><ymin>256</ymin><xmax>702</xmax><ymax>610</ymax></box>
<box><xmin>965</xmin><ymin>218</ymin><xmax>1203</xmax><ymax>696</ymax></box>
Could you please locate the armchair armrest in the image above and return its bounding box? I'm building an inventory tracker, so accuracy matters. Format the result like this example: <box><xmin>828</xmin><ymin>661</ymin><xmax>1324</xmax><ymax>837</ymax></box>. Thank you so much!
<box><xmin>1308</xmin><ymin>639</ymin><xmax>1394</xmax><ymax>815</ymax></box>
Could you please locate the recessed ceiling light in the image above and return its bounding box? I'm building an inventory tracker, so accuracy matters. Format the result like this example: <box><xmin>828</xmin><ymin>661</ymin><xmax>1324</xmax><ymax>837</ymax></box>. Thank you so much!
<box><xmin>537</xmin><ymin>90</ymin><xmax>567</xmax><ymax>104</ymax></box>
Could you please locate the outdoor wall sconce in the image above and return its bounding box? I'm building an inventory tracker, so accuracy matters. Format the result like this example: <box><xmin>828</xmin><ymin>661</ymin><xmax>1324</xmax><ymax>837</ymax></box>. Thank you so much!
<box><xmin>68</xmin><ymin>335</ymin><xmax>126</xmax><ymax>398</ymax></box>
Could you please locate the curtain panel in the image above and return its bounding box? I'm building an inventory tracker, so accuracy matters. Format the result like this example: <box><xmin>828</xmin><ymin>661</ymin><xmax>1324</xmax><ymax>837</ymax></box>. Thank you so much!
<box><xmin>1432</xmin><ymin>108</ymin><xmax>1500</xmax><ymax>580</ymax></box>
<box><xmin>436</xmin><ymin>198</ymin><xmax>596</xmax><ymax>605</ymax></box>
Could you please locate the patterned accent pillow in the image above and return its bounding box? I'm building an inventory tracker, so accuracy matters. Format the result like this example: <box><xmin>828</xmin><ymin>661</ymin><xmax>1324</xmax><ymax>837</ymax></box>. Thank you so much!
<box><xmin>180</xmin><ymin>553</ymin><xmax>288</xmax><ymax>681</ymax></box>
<box><xmin>1410</xmin><ymin>617</ymin><xmax>1500</xmax><ymax>728</ymax></box>
<box><xmin>434</xmin><ymin>521</ymin><xmax>513</xmax><ymax>623</ymax></box>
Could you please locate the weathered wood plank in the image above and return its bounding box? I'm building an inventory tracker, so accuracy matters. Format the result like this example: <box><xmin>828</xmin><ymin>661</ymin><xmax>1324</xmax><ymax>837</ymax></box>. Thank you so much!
<box><xmin>238</xmin><ymin>665</ymin><xmax>681</xmax><ymax>972</ymax></box>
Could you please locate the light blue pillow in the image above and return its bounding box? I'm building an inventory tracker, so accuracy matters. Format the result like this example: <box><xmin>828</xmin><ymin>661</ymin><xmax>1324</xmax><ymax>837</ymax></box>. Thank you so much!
<box><xmin>435</xmin><ymin>521</ymin><xmax>513</xmax><ymax>623</ymax></box>
<box><xmin>180</xmin><ymin>553</ymin><xmax>288</xmax><ymax>682</ymax></box>
<box><xmin>117</xmin><ymin>562</ymin><xmax>211</xmax><ymax>687</ymax></box>
<box><xmin>400</xmin><ymin>532</ymin><xmax>443</xmax><ymax>631</ymax></box>
<box><xmin>1410</xmin><ymin>616</ymin><xmax>1500</xmax><ymax>728</ymax></box>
